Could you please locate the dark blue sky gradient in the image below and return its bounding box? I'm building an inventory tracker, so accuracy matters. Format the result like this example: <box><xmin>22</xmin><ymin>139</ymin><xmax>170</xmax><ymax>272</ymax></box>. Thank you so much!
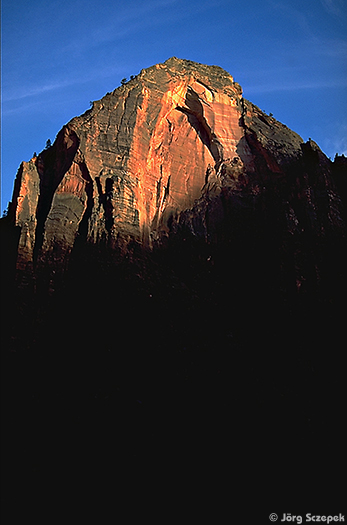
<box><xmin>1</xmin><ymin>0</ymin><xmax>346</xmax><ymax>210</ymax></box>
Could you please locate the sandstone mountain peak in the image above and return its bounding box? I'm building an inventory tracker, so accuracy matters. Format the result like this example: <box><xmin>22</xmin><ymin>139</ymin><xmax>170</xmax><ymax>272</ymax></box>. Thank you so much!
<box><xmin>3</xmin><ymin>58</ymin><xmax>346</xmax><ymax>297</ymax></box>
<box><xmin>140</xmin><ymin>56</ymin><xmax>236</xmax><ymax>85</ymax></box>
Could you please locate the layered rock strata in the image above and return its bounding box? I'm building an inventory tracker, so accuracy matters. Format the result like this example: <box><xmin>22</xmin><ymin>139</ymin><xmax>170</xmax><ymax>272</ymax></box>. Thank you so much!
<box><xmin>7</xmin><ymin>57</ymin><xmax>346</xmax><ymax>290</ymax></box>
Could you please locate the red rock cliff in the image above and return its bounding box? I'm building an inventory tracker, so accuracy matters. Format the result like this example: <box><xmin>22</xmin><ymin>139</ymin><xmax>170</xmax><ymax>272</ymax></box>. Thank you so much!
<box><xmin>8</xmin><ymin>57</ymin><xmax>344</xmax><ymax>279</ymax></box>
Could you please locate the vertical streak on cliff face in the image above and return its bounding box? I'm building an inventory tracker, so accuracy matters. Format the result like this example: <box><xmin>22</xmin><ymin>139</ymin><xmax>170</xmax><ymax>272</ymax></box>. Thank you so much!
<box><xmin>33</xmin><ymin>128</ymin><xmax>80</xmax><ymax>265</ymax></box>
<box><xmin>125</xmin><ymin>84</ymin><xmax>150</xmax><ymax>245</ymax></box>
<box><xmin>104</xmin><ymin>178</ymin><xmax>114</xmax><ymax>233</ymax></box>
<box><xmin>37</xmin><ymin>158</ymin><xmax>92</xmax><ymax>272</ymax></box>
<box><xmin>76</xmin><ymin>161</ymin><xmax>94</xmax><ymax>241</ymax></box>
<box><xmin>10</xmin><ymin>160</ymin><xmax>40</xmax><ymax>273</ymax></box>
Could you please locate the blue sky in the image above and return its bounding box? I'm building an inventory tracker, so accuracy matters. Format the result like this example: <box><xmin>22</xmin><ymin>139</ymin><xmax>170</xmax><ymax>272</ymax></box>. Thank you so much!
<box><xmin>1</xmin><ymin>0</ymin><xmax>347</xmax><ymax>211</ymax></box>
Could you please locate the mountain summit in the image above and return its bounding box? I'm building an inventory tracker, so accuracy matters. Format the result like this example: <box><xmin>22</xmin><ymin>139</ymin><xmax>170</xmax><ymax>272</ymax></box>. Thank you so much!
<box><xmin>10</xmin><ymin>57</ymin><xmax>340</xmax><ymax>273</ymax></box>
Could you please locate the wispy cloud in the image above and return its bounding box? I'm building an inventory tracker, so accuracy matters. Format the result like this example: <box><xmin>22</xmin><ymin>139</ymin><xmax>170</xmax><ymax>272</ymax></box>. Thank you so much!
<box><xmin>267</xmin><ymin>0</ymin><xmax>314</xmax><ymax>36</ymax></box>
<box><xmin>2</xmin><ymin>79</ymin><xmax>78</xmax><ymax>103</ymax></box>
<box><xmin>59</xmin><ymin>0</ymin><xmax>181</xmax><ymax>57</ymax></box>
<box><xmin>1</xmin><ymin>64</ymin><xmax>125</xmax><ymax>106</ymax></box>
<box><xmin>320</xmin><ymin>0</ymin><xmax>345</xmax><ymax>16</ymax></box>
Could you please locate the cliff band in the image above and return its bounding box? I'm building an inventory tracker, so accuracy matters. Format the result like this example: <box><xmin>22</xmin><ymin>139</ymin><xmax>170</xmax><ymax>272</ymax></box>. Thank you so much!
<box><xmin>11</xmin><ymin>57</ymin><xmax>324</xmax><ymax>268</ymax></box>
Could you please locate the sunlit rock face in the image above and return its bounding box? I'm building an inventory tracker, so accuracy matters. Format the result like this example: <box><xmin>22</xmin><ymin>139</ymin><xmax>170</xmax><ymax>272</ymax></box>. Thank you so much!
<box><xmin>8</xmin><ymin>57</ymin><xmax>346</xmax><ymax>286</ymax></box>
<box><xmin>11</xmin><ymin>58</ymin><xmax>248</xmax><ymax>261</ymax></box>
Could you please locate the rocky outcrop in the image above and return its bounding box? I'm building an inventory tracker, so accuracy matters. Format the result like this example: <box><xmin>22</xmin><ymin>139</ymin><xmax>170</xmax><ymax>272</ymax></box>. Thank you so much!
<box><xmin>9</xmin><ymin>57</ymin><xmax>334</xmax><ymax>268</ymax></box>
<box><xmin>9</xmin><ymin>59</ymin><xmax>244</xmax><ymax>262</ymax></box>
<box><xmin>4</xmin><ymin>56</ymin><xmax>347</xmax><ymax>304</ymax></box>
